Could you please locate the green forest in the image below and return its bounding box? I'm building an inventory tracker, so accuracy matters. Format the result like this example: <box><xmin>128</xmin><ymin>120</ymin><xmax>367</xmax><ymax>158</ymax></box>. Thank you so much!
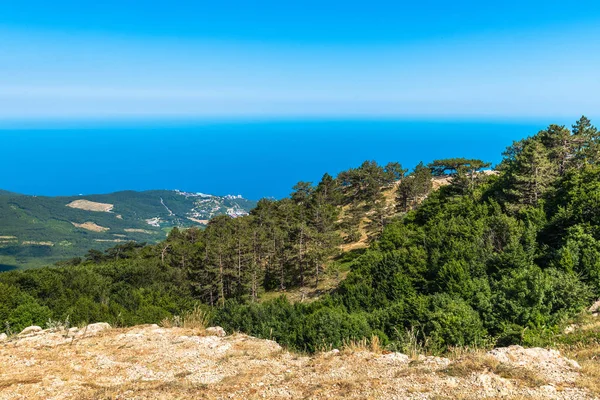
<box><xmin>1</xmin><ymin>116</ymin><xmax>600</xmax><ymax>354</ymax></box>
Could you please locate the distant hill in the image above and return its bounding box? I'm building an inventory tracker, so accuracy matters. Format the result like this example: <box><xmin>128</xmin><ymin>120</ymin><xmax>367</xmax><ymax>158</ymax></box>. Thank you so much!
<box><xmin>0</xmin><ymin>189</ymin><xmax>21</xmax><ymax>196</ymax></box>
<box><xmin>0</xmin><ymin>189</ymin><xmax>256</xmax><ymax>269</ymax></box>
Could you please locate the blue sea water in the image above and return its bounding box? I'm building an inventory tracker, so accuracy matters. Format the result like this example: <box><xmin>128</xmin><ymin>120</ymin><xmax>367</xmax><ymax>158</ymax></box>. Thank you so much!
<box><xmin>0</xmin><ymin>119</ymin><xmax>557</xmax><ymax>199</ymax></box>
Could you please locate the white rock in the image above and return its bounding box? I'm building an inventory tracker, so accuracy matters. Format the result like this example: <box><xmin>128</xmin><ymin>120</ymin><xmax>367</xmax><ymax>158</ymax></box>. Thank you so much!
<box><xmin>540</xmin><ymin>385</ymin><xmax>557</xmax><ymax>393</ymax></box>
<box><xmin>589</xmin><ymin>299</ymin><xmax>600</xmax><ymax>313</ymax></box>
<box><xmin>379</xmin><ymin>352</ymin><xmax>409</xmax><ymax>364</ymax></box>
<box><xmin>0</xmin><ymin>333</ymin><xmax>7</xmax><ymax>342</ymax></box>
<box><xmin>205</xmin><ymin>326</ymin><xmax>226</xmax><ymax>337</ymax></box>
<box><xmin>487</xmin><ymin>345</ymin><xmax>581</xmax><ymax>385</ymax></box>
<box><xmin>565</xmin><ymin>358</ymin><xmax>581</xmax><ymax>370</ymax></box>
<box><xmin>323</xmin><ymin>349</ymin><xmax>340</xmax><ymax>357</ymax></box>
<box><xmin>78</xmin><ymin>323</ymin><xmax>111</xmax><ymax>337</ymax></box>
<box><xmin>445</xmin><ymin>377</ymin><xmax>459</xmax><ymax>388</ymax></box>
<box><xmin>417</xmin><ymin>354</ymin><xmax>451</xmax><ymax>369</ymax></box>
<box><xmin>19</xmin><ymin>326</ymin><xmax>43</xmax><ymax>336</ymax></box>
<box><xmin>475</xmin><ymin>373</ymin><xmax>513</xmax><ymax>396</ymax></box>
<box><xmin>476</xmin><ymin>373</ymin><xmax>493</xmax><ymax>386</ymax></box>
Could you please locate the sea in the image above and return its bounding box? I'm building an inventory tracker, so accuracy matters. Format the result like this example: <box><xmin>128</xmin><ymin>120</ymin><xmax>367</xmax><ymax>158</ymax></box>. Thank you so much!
<box><xmin>0</xmin><ymin>118</ymin><xmax>562</xmax><ymax>200</ymax></box>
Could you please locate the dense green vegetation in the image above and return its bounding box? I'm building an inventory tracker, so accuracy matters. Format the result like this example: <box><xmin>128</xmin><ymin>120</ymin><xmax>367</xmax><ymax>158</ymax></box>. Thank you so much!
<box><xmin>2</xmin><ymin>116</ymin><xmax>599</xmax><ymax>355</ymax></box>
<box><xmin>0</xmin><ymin>160</ymin><xmax>402</xmax><ymax>333</ymax></box>
<box><xmin>0</xmin><ymin>189</ymin><xmax>255</xmax><ymax>269</ymax></box>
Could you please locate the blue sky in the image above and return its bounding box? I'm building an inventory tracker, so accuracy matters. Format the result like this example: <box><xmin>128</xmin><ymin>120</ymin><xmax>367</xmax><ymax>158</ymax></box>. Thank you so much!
<box><xmin>1</xmin><ymin>1</ymin><xmax>600</xmax><ymax>120</ymax></box>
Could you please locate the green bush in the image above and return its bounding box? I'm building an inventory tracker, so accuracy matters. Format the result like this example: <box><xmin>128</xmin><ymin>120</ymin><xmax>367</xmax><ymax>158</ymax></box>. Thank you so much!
<box><xmin>6</xmin><ymin>295</ymin><xmax>52</xmax><ymax>333</ymax></box>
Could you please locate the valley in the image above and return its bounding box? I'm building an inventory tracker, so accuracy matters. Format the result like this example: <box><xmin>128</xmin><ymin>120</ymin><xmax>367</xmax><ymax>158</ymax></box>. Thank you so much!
<box><xmin>0</xmin><ymin>189</ymin><xmax>256</xmax><ymax>269</ymax></box>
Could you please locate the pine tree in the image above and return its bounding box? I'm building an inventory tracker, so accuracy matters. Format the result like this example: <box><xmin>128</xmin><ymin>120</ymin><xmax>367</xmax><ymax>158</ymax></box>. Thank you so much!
<box><xmin>205</xmin><ymin>215</ymin><xmax>235</xmax><ymax>307</ymax></box>
<box><xmin>539</xmin><ymin>124</ymin><xmax>573</xmax><ymax>176</ymax></box>
<box><xmin>505</xmin><ymin>139</ymin><xmax>555</xmax><ymax>206</ymax></box>
<box><xmin>397</xmin><ymin>162</ymin><xmax>433</xmax><ymax>211</ymax></box>
<box><xmin>427</xmin><ymin>158</ymin><xmax>490</xmax><ymax>193</ymax></box>
<box><xmin>337</xmin><ymin>160</ymin><xmax>388</xmax><ymax>205</ymax></box>
<box><xmin>316</xmin><ymin>173</ymin><xmax>342</xmax><ymax>205</ymax></box>
<box><xmin>291</xmin><ymin>181</ymin><xmax>315</xmax><ymax>204</ymax></box>
<box><xmin>572</xmin><ymin>116</ymin><xmax>600</xmax><ymax>166</ymax></box>
<box><xmin>368</xmin><ymin>198</ymin><xmax>388</xmax><ymax>239</ymax></box>
<box><xmin>383</xmin><ymin>162</ymin><xmax>407</xmax><ymax>185</ymax></box>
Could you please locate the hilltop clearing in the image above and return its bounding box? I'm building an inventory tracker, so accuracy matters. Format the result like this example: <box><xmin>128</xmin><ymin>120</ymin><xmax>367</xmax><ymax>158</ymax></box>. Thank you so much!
<box><xmin>66</xmin><ymin>199</ymin><xmax>114</xmax><ymax>212</ymax></box>
<box><xmin>0</xmin><ymin>322</ymin><xmax>598</xmax><ymax>399</ymax></box>
<box><xmin>71</xmin><ymin>221</ymin><xmax>110</xmax><ymax>232</ymax></box>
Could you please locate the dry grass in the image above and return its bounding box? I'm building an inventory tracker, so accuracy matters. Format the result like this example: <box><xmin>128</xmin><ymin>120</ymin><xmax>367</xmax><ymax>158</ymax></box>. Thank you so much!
<box><xmin>217</xmin><ymin>371</ymin><xmax>256</xmax><ymax>388</ymax></box>
<box><xmin>259</xmin><ymin>269</ymin><xmax>349</xmax><ymax>304</ymax></box>
<box><xmin>66</xmin><ymin>200</ymin><xmax>113</xmax><ymax>212</ymax></box>
<box><xmin>554</xmin><ymin>314</ymin><xmax>600</xmax><ymax>396</ymax></box>
<box><xmin>342</xmin><ymin>335</ymin><xmax>383</xmax><ymax>354</ymax></box>
<box><xmin>160</xmin><ymin>305</ymin><xmax>209</xmax><ymax>330</ymax></box>
<box><xmin>82</xmin><ymin>380</ymin><xmax>209</xmax><ymax>400</ymax></box>
<box><xmin>493</xmin><ymin>364</ymin><xmax>548</xmax><ymax>387</ymax></box>
<box><xmin>396</xmin><ymin>326</ymin><xmax>431</xmax><ymax>359</ymax></box>
<box><xmin>301</xmin><ymin>376</ymin><xmax>372</xmax><ymax>399</ymax></box>
<box><xmin>444</xmin><ymin>352</ymin><xmax>500</xmax><ymax>377</ymax></box>
<box><xmin>72</xmin><ymin>222</ymin><xmax>110</xmax><ymax>232</ymax></box>
<box><xmin>21</xmin><ymin>241</ymin><xmax>54</xmax><ymax>246</ymax></box>
<box><xmin>562</xmin><ymin>342</ymin><xmax>600</xmax><ymax>362</ymax></box>
<box><xmin>561</xmin><ymin>340</ymin><xmax>600</xmax><ymax>396</ymax></box>
<box><xmin>0</xmin><ymin>376</ymin><xmax>43</xmax><ymax>390</ymax></box>
<box><xmin>3</xmin><ymin>314</ymin><xmax>600</xmax><ymax>400</ymax></box>
<box><xmin>577</xmin><ymin>360</ymin><xmax>600</xmax><ymax>396</ymax></box>
<box><xmin>123</xmin><ymin>229</ymin><xmax>155</xmax><ymax>234</ymax></box>
<box><xmin>445</xmin><ymin>351</ymin><xmax>549</xmax><ymax>388</ymax></box>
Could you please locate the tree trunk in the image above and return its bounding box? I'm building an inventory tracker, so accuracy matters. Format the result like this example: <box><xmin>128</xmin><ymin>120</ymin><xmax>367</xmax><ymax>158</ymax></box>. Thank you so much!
<box><xmin>219</xmin><ymin>253</ymin><xmax>225</xmax><ymax>307</ymax></box>
<box><xmin>299</xmin><ymin>226</ymin><xmax>305</xmax><ymax>288</ymax></box>
<box><xmin>237</xmin><ymin>238</ymin><xmax>242</xmax><ymax>285</ymax></box>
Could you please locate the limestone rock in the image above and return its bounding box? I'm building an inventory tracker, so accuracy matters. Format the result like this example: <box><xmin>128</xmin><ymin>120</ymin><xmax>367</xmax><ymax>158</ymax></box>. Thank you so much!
<box><xmin>205</xmin><ymin>326</ymin><xmax>226</xmax><ymax>337</ymax></box>
<box><xmin>417</xmin><ymin>354</ymin><xmax>451</xmax><ymax>369</ymax></box>
<box><xmin>487</xmin><ymin>345</ymin><xmax>580</xmax><ymax>384</ymax></box>
<box><xmin>541</xmin><ymin>384</ymin><xmax>557</xmax><ymax>394</ymax></box>
<box><xmin>19</xmin><ymin>326</ymin><xmax>43</xmax><ymax>336</ymax></box>
<box><xmin>323</xmin><ymin>349</ymin><xmax>340</xmax><ymax>357</ymax></box>
<box><xmin>564</xmin><ymin>324</ymin><xmax>578</xmax><ymax>334</ymax></box>
<box><xmin>589</xmin><ymin>299</ymin><xmax>600</xmax><ymax>313</ymax></box>
<box><xmin>473</xmin><ymin>372</ymin><xmax>514</xmax><ymax>396</ymax></box>
<box><xmin>378</xmin><ymin>351</ymin><xmax>409</xmax><ymax>365</ymax></box>
<box><xmin>78</xmin><ymin>322</ymin><xmax>111</xmax><ymax>337</ymax></box>
<box><xmin>0</xmin><ymin>324</ymin><xmax>596</xmax><ymax>399</ymax></box>
<box><xmin>0</xmin><ymin>333</ymin><xmax>7</xmax><ymax>342</ymax></box>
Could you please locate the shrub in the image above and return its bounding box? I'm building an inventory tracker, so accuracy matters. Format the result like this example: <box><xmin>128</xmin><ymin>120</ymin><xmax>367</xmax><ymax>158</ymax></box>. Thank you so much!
<box><xmin>6</xmin><ymin>296</ymin><xmax>52</xmax><ymax>333</ymax></box>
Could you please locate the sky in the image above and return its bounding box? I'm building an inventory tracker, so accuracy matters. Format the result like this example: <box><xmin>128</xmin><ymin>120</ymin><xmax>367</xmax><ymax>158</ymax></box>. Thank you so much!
<box><xmin>1</xmin><ymin>1</ymin><xmax>600</xmax><ymax>120</ymax></box>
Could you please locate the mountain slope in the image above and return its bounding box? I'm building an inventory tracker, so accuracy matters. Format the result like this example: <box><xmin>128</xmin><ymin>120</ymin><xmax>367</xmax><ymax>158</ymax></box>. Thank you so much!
<box><xmin>0</xmin><ymin>189</ymin><xmax>256</xmax><ymax>270</ymax></box>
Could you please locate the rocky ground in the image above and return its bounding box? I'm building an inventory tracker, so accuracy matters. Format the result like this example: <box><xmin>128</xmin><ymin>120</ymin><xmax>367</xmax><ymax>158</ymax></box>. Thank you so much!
<box><xmin>0</xmin><ymin>323</ymin><xmax>598</xmax><ymax>399</ymax></box>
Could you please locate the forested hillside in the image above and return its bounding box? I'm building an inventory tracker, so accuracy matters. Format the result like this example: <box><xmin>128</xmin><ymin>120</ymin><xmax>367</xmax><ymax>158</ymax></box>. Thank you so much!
<box><xmin>0</xmin><ymin>189</ymin><xmax>255</xmax><ymax>270</ymax></box>
<box><xmin>1</xmin><ymin>116</ymin><xmax>599</xmax><ymax>355</ymax></box>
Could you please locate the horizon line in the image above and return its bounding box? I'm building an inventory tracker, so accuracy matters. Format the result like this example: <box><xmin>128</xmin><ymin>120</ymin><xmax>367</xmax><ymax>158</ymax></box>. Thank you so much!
<box><xmin>0</xmin><ymin>114</ymin><xmax>591</xmax><ymax>130</ymax></box>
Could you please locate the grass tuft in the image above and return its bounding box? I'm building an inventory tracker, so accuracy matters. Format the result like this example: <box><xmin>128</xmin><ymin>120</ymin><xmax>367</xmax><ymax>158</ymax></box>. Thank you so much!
<box><xmin>341</xmin><ymin>334</ymin><xmax>383</xmax><ymax>354</ymax></box>
<box><xmin>160</xmin><ymin>305</ymin><xmax>209</xmax><ymax>330</ymax></box>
